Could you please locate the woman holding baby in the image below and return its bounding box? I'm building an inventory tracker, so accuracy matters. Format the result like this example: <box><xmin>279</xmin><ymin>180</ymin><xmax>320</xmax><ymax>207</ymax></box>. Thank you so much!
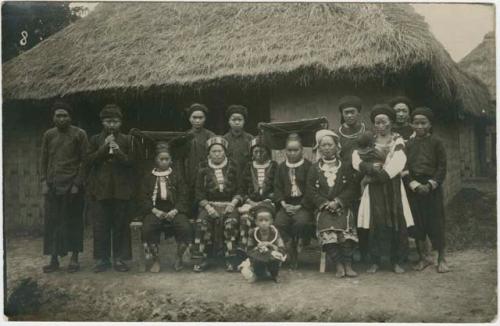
<box><xmin>352</xmin><ymin>104</ymin><xmax>415</xmax><ymax>274</ymax></box>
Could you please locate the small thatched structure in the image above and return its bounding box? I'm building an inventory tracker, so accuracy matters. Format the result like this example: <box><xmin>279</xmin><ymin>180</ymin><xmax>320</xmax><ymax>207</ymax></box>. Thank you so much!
<box><xmin>458</xmin><ymin>31</ymin><xmax>496</xmax><ymax>177</ymax></box>
<box><xmin>459</xmin><ymin>31</ymin><xmax>496</xmax><ymax>102</ymax></box>
<box><xmin>2</xmin><ymin>3</ymin><xmax>493</xmax><ymax>232</ymax></box>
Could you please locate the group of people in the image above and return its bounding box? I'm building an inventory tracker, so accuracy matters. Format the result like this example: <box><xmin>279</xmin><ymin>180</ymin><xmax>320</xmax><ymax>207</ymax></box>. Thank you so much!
<box><xmin>40</xmin><ymin>95</ymin><xmax>449</xmax><ymax>283</ymax></box>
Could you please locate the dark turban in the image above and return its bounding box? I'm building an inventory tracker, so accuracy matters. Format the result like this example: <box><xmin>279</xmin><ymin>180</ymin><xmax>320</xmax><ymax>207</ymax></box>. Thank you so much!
<box><xmin>185</xmin><ymin>103</ymin><xmax>208</xmax><ymax>117</ymax></box>
<box><xmin>100</xmin><ymin>104</ymin><xmax>123</xmax><ymax>120</ymax></box>
<box><xmin>51</xmin><ymin>100</ymin><xmax>73</xmax><ymax>116</ymax></box>
<box><xmin>338</xmin><ymin>96</ymin><xmax>363</xmax><ymax>114</ymax></box>
<box><xmin>226</xmin><ymin>104</ymin><xmax>248</xmax><ymax>119</ymax></box>
<box><xmin>411</xmin><ymin>106</ymin><xmax>434</xmax><ymax>122</ymax></box>
<box><xmin>370</xmin><ymin>104</ymin><xmax>396</xmax><ymax>123</ymax></box>
<box><xmin>389</xmin><ymin>96</ymin><xmax>413</xmax><ymax>112</ymax></box>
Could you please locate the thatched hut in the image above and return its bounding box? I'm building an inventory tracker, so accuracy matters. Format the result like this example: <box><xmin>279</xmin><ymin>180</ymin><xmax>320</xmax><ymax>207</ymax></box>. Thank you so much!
<box><xmin>3</xmin><ymin>3</ymin><xmax>492</xmax><ymax>232</ymax></box>
<box><xmin>459</xmin><ymin>31</ymin><xmax>496</xmax><ymax>176</ymax></box>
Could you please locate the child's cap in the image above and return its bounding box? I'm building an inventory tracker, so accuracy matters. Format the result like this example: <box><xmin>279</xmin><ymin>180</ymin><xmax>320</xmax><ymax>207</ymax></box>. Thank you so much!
<box><xmin>251</xmin><ymin>201</ymin><xmax>276</xmax><ymax>218</ymax></box>
<box><xmin>206</xmin><ymin>136</ymin><xmax>228</xmax><ymax>151</ymax></box>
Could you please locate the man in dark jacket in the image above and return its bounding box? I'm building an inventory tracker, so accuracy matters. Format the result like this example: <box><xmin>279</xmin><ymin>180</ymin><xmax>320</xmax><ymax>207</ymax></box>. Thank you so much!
<box><xmin>86</xmin><ymin>104</ymin><xmax>140</xmax><ymax>272</ymax></box>
<box><xmin>40</xmin><ymin>101</ymin><xmax>88</xmax><ymax>273</ymax></box>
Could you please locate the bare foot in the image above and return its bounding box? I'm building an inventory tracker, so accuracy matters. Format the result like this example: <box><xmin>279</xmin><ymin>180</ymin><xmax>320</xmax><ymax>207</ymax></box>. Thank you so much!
<box><xmin>366</xmin><ymin>264</ymin><xmax>378</xmax><ymax>273</ymax></box>
<box><xmin>344</xmin><ymin>263</ymin><xmax>358</xmax><ymax>277</ymax></box>
<box><xmin>335</xmin><ymin>263</ymin><xmax>346</xmax><ymax>278</ymax></box>
<box><xmin>437</xmin><ymin>260</ymin><xmax>450</xmax><ymax>273</ymax></box>
<box><xmin>150</xmin><ymin>260</ymin><xmax>160</xmax><ymax>273</ymax></box>
<box><xmin>393</xmin><ymin>264</ymin><xmax>405</xmax><ymax>274</ymax></box>
<box><xmin>413</xmin><ymin>258</ymin><xmax>432</xmax><ymax>271</ymax></box>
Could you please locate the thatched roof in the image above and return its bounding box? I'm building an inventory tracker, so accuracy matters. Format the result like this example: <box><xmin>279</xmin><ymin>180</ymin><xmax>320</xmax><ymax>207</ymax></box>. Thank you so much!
<box><xmin>459</xmin><ymin>31</ymin><xmax>496</xmax><ymax>100</ymax></box>
<box><xmin>3</xmin><ymin>3</ymin><xmax>491</xmax><ymax>117</ymax></box>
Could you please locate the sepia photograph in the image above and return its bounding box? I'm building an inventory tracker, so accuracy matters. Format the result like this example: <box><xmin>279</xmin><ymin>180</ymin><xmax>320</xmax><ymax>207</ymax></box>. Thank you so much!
<box><xmin>1</xmin><ymin>1</ymin><xmax>497</xmax><ymax>322</ymax></box>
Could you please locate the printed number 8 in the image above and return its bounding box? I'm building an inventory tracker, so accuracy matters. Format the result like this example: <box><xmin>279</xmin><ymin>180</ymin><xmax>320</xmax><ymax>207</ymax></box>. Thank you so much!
<box><xmin>19</xmin><ymin>31</ymin><xmax>28</xmax><ymax>46</ymax></box>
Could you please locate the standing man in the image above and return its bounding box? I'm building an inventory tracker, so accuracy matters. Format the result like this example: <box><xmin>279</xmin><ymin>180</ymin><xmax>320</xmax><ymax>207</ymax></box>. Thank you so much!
<box><xmin>87</xmin><ymin>104</ymin><xmax>140</xmax><ymax>273</ymax></box>
<box><xmin>40</xmin><ymin>101</ymin><xmax>88</xmax><ymax>273</ymax></box>
<box><xmin>336</xmin><ymin>95</ymin><xmax>366</xmax><ymax>165</ymax></box>
<box><xmin>336</xmin><ymin>95</ymin><xmax>366</xmax><ymax>262</ymax></box>
<box><xmin>223</xmin><ymin>104</ymin><xmax>254</xmax><ymax>175</ymax></box>
<box><xmin>184</xmin><ymin>103</ymin><xmax>216</xmax><ymax>216</ymax></box>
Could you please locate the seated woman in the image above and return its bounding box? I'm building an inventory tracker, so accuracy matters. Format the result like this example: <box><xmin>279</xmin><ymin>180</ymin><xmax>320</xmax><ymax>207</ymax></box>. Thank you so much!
<box><xmin>273</xmin><ymin>133</ymin><xmax>313</xmax><ymax>269</ymax></box>
<box><xmin>238</xmin><ymin>136</ymin><xmax>277</xmax><ymax>248</ymax></box>
<box><xmin>307</xmin><ymin>130</ymin><xmax>359</xmax><ymax>278</ymax></box>
<box><xmin>139</xmin><ymin>142</ymin><xmax>191</xmax><ymax>273</ymax></box>
<box><xmin>352</xmin><ymin>104</ymin><xmax>415</xmax><ymax>274</ymax></box>
<box><xmin>192</xmin><ymin>136</ymin><xmax>242</xmax><ymax>272</ymax></box>
<box><xmin>243</xmin><ymin>201</ymin><xmax>286</xmax><ymax>283</ymax></box>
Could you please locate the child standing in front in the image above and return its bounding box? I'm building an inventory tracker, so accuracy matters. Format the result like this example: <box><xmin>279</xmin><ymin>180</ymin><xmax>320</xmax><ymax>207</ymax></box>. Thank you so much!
<box><xmin>406</xmin><ymin>107</ymin><xmax>449</xmax><ymax>273</ymax></box>
<box><xmin>243</xmin><ymin>201</ymin><xmax>286</xmax><ymax>283</ymax></box>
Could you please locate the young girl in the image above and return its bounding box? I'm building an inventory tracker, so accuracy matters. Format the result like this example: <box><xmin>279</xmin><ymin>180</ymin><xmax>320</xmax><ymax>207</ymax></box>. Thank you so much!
<box><xmin>238</xmin><ymin>136</ymin><xmax>277</xmax><ymax>248</ymax></box>
<box><xmin>244</xmin><ymin>201</ymin><xmax>286</xmax><ymax>283</ymax></box>
<box><xmin>406</xmin><ymin>107</ymin><xmax>449</xmax><ymax>273</ymax></box>
<box><xmin>307</xmin><ymin>130</ymin><xmax>359</xmax><ymax>278</ymax></box>
<box><xmin>139</xmin><ymin>143</ymin><xmax>191</xmax><ymax>272</ymax></box>
<box><xmin>192</xmin><ymin>136</ymin><xmax>242</xmax><ymax>272</ymax></box>
<box><xmin>273</xmin><ymin>133</ymin><xmax>313</xmax><ymax>269</ymax></box>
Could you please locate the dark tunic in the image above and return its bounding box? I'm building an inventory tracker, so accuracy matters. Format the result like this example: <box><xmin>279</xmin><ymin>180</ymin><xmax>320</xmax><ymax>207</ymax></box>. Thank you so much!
<box><xmin>406</xmin><ymin>135</ymin><xmax>447</xmax><ymax>250</ymax></box>
<box><xmin>306</xmin><ymin>160</ymin><xmax>359</xmax><ymax>233</ymax></box>
<box><xmin>184</xmin><ymin>128</ymin><xmax>215</xmax><ymax>187</ymax></box>
<box><xmin>273</xmin><ymin>159</ymin><xmax>312</xmax><ymax>207</ymax></box>
<box><xmin>86</xmin><ymin>132</ymin><xmax>141</xmax><ymax>201</ymax></box>
<box><xmin>138</xmin><ymin>169</ymin><xmax>189</xmax><ymax>216</ymax></box>
<box><xmin>239</xmin><ymin>161</ymin><xmax>278</xmax><ymax>202</ymax></box>
<box><xmin>41</xmin><ymin>125</ymin><xmax>88</xmax><ymax>256</ymax></box>
<box><xmin>223</xmin><ymin>130</ymin><xmax>254</xmax><ymax>173</ymax></box>
<box><xmin>41</xmin><ymin>126</ymin><xmax>89</xmax><ymax>194</ymax></box>
<box><xmin>193</xmin><ymin>159</ymin><xmax>241</xmax><ymax>261</ymax></box>
<box><xmin>337</xmin><ymin>123</ymin><xmax>366</xmax><ymax>164</ymax></box>
<box><xmin>86</xmin><ymin>131</ymin><xmax>140</xmax><ymax>261</ymax></box>
<box><xmin>392</xmin><ymin>124</ymin><xmax>414</xmax><ymax>142</ymax></box>
<box><xmin>139</xmin><ymin>169</ymin><xmax>191</xmax><ymax>244</ymax></box>
<box><xmin>195</xmin><ymin>159</ymin><xmax>241</xmax><ymax>204</ymax></box>
<box><xmin>356</xmin><ymin>134</ymin><xmax>412</xmax><ymax>264</ymax></box>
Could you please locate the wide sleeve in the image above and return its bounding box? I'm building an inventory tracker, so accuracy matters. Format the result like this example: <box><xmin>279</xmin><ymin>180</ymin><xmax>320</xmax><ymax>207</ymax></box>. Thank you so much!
<box><xmin>40</xmin><ymin>131</ymin><xmax>49</xmax><ymax>183</ymax></box>
<box><xmin>382</xmin><ymin>140</ymin><xmax>407</xmax><ymax>179</ymax></box>
<box><xmin>138</xmin><ymin>176</ymin><xmax>154</xmax><ymax>218</ymax></box>
<box><xmin>432</xmin><ymin>138</ymin><xmax>447</xmax><ymax>186</ymax></box>
<box><xmin>306</xmin><ymin>165</ymin><xmax>328</xmax><ymax>209</ymax></box>
<box><xmin>73</xmin><ymin>129</ymin><xmax>89</xmax><ymax>187</ymax></box>
<box><xmin>174</xmin><ymin>170</ymin><xmax>189</xmax><ymax>214</ymax></box>
<box><xmin>86</xmin><ymin>135</ymin><xmax>108</xmax><ymax>166</ymax></box>
<box><xmin>246</xmin><ymin>228</ymin><xmax>257</xmax><ymax>250</ymax></box>
<box><xmin>195</xmin><ymin>166</ymin><xmax>208</xmax><ymax>207</ymax></box>
<box><xmin>335</xmin><ymin>166</ymin><xmax>359</xmax><ymax>208</ymax></box>
<box><xmin>273</xmin><ymin>164</ymin><xmax>285</xmax><ymax>204</ymax></box>
<box><xmin>238</xmin><ymin>163</ymin><xmax>251</xmax><ymax>201</ymax></box>
<box><xmin>274</xmin><ymin>231</ymin><xmax>286</xmax><ymax>255</ymax></box>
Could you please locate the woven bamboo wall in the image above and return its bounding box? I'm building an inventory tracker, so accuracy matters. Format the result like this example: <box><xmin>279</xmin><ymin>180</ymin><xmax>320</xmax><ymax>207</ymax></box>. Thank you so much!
<box><xmin>3</xmin><ymin>104</ymin><xmax>50</xmax><ymax>234</ymax></box>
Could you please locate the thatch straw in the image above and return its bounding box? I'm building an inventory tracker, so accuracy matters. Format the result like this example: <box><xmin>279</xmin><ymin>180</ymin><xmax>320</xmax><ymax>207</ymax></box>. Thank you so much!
<box><xmin>459</xmin><ymin>31</ymin><xmax>496</xmax><ymax>100</ymax></box>
<box><xmin>2</xmin><ymin>3</ymin><xmax>491</xmax><ymax>117</ymax></box>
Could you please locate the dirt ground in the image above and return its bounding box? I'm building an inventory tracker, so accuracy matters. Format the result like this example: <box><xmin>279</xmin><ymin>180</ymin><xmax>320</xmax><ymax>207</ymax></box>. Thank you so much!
<box><xmin>4</xmin><ymin>181</ymin><xmax>498</xmax><ymax>322</ymax></box>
